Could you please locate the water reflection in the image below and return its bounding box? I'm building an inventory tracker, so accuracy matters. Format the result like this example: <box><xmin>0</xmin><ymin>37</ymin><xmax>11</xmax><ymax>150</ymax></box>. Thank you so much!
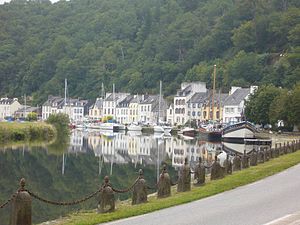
<box><xmin>0</xmin><ymin>129</ymin><xmax>271</xmax><ymax>224</ymax></box>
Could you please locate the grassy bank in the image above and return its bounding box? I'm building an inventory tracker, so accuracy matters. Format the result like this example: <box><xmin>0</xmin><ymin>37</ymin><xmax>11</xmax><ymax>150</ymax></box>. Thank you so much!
<box><xmin>0</xmin><ymin>122</ymin><xmax>56</xmax><ymax>144</ymax></box>
<box><xmin>55</xmin><ymin>150</ymin><xmax>300</xmax><ymax>225</ymax></box>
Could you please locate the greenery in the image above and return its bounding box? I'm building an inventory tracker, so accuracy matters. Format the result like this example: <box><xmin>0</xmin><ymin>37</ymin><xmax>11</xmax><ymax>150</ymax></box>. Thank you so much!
<box><xmin>0</xmin><ymin>122</ymin><xmax>56</xmax><ymax>143</ymax></box>
<box><xmin>46</xmin><ymin>113</ymin><xmax>70</xmax><ymax>134</ymax></box>
<box><xmin>0</xmin><ymin>0</ymin><xmax>299</xmax><ymax>105</ymax></box>
<box><xmin>57</xmin><ymin>149</ymin><xmax>300</xmax><ymax>225</ymax></box>
<box><xmin>245</xmin><ymin>83</ymin><xmax>300</xmax><ymax>129</ymax></box>
<box><xmin>26</xmin><ymin>112</ymin><xmax>38</xmax><ymax>121</ymax></box>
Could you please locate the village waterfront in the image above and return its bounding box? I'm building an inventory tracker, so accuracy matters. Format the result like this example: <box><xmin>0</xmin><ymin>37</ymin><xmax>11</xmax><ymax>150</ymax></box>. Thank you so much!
<box><xmin>0</xmin><ymin>128</ymin><xmax>298</xmax><ymax>225</ymax></box>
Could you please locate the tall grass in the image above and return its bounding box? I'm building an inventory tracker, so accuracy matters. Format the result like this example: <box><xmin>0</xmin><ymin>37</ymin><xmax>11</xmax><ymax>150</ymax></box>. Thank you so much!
<box><xmin>0</xmin><ymin>122</ymin><xmax>56</xmax><ymax>144</ymax></box>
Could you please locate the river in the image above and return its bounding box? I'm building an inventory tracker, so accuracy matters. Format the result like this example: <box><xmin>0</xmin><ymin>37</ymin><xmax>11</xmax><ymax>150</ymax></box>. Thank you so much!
<box><xmin>0</xmin><ymin>129</ymin><xmax>270</xmax><ymax>224</ymax></box>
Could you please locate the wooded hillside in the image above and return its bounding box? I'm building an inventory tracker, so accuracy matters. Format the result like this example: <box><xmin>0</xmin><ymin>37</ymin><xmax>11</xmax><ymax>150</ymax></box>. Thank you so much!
<box><xmin>0</xmin><ymin>0</ymin><xmax>299</xmax><ymax>104</ymax></box>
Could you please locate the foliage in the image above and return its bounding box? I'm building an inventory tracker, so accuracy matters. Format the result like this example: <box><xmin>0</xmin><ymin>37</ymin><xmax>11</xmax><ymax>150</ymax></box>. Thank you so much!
<box><xmin>26</xmin><ymin>112</ymin><xmax>38</xmax><ymax>121</ymax></box>
<box><xmin>0</xmin><ymin>122</ymin><xmax>55</xmax><ymax>143</ymax></box>
<box><xmin>0</xmin><ymin>0</ymin><xmax>299</xmax><ymax>104</ymax></box>
<box><xmin>46</xmin><ymin>113</ymin><xmax>70</xmax><ymax>134</ymax></box>
<box><xmin>245</xmin><ymin>85</ymin><xmax>282</xmax><ymax>125</ymax></box>
<box><xmin>246</xmin><ymin>84</ymin><xmax>300</xmax><ymax>129</ymax></box>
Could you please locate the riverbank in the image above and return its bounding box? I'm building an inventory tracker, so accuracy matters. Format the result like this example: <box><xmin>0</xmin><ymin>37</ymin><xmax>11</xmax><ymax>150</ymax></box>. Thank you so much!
<box><xmin>0</xmin><ymin>122</ymin><xmax>56</xmax><ymax>144</ymax></box>
<box><xmin>48</xmin><ymin>149</ymin><xmax>300</xmax><ymax>225</ymax></box>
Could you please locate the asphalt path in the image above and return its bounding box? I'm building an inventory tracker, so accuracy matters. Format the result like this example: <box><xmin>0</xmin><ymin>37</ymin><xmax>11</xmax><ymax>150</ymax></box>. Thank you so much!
<box><xmin>102</xmin><ymin>163</ymin><xmax>300</xmax><ymax>225</ymax></box>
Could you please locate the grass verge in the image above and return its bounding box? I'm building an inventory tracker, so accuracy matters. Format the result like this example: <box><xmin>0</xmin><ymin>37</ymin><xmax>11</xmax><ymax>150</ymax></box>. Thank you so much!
<box><xmin>57</xmin><ymin>150</ymin><xmax>300</xmax><ymax>225</ymax></box>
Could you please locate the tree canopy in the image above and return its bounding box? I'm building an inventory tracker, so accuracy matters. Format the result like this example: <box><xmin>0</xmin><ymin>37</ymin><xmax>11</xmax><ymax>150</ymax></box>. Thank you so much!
<box><xmin>0</xmin><ymin>0</ymin><xmax>299</xmax><ymax>104</ymax></box>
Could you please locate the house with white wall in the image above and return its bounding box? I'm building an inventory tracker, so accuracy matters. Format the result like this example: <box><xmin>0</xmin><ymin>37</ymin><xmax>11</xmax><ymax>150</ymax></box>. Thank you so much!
<box><xmin>222</xmin><ymin>86</ymin><xmax>257</xmax><ymax>124</ymax></box>
<box><xmin>0</xmin><ymin>98</ymin><xmax>22</xmax><ymax>119</ymax></box>
<box><xmin>172</xmin><ymin>82</ymin><xmax>207</xmax><ymax>126</ymax></box>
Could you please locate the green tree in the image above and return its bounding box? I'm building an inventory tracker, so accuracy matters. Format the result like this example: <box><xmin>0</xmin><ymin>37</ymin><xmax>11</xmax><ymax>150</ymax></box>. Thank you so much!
<box><xmin>245</xmin><ymin>85</ymin><xmax>282</xmax><ymax>125</ymax></box>
<box><xmin>26</xmin><ymin>112</ymin><xmax>38</xmax><ymax>121</ymax></box>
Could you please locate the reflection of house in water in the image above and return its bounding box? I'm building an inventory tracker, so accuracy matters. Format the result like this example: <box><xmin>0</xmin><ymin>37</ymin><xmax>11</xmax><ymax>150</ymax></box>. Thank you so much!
<box><xmin>68</xmin><ymin>129</ymin><xmax>88</xmax><ymax>153</ymax></box>
<box><xmin>86</xmin><ymin>131</ymin><xmax>162</xmax><ymax>166</ymax></box>
<box><xmin>165</xmin><ymin>137</ymin><xmax>221</xmax><ymax>168</ymax></box>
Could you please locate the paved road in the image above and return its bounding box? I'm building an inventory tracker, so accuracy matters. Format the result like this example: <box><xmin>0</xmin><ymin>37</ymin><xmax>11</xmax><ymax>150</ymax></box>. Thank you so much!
<box><xmin>102</xmin><ymin>164</ymin><xmax>300</xmax><ymax>225</ymax></box>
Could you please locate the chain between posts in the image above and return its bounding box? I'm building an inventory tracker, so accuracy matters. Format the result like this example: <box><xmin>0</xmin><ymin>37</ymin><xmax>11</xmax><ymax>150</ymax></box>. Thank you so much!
<box><xmin>26</xmin><ymin>188</ymin><xmax>102</xmax><ymax>206</ymax></box>
<box><xmin>0</xmin><ymin>193</ymin><xmax>17</xmax><ymax>209</ymax></box>
<box><xmin>110</xmin><ymin>177</ymin><xmax>140</xmax><ymax>193</ymax></box>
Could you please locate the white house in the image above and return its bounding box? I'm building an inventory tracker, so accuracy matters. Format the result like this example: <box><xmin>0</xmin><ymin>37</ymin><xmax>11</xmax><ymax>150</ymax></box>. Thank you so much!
<box><xmin>102</xmin><ymin>93</ymin><xmax>130</xmax><ymax>119</ymax></box>
<box><xmin>89</xmin><ymin>98</ymin><xmax>104</xmax><ymax>121</ymax></box>
<box><xmin>222</xmin><ymin>86</ymin><xmax>257</xmax><ymax>124</ymax></box>
<box><xmin>172</xmin><ymin>82</ymin><xmax>207</xmax><ymax>126</ymax></box>
<box><xmin>116</xmin><ymin>95</ymin><xmax>133</xmax><ymax>124</ymax></box>
<box><xmin>0</xmin><ymin>98</ymin><xmax>22</xmax><ymax>119</ymax></box>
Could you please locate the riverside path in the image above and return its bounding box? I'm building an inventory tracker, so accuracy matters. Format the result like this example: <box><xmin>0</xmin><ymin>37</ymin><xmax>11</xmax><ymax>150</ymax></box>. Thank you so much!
<box><xmin>102</xmin><ymin>163</ymin><xmax>300</xmax><ymax>225</ymax></box>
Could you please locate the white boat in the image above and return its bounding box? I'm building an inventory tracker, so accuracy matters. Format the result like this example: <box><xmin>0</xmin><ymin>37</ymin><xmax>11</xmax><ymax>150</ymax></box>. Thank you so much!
<box><xmin>222</xmin><ymin>121</ymin><xmax>257</xmax><ymax>143</ymax></box>
<box><xmin>99</xmin><ymin>123</ymin><xmax>120</xmax><ymax>132</ymax></box>
<box><xmin>153</xmin><ymin>125</ymin><xmax>164</xmax><ymax>133</ymax></box>
<box><xmin>223</xmin><ymin>139</ymin><xmax>272</xmax><ymax>154</ymax></box>
<box><xmin>127</xmin><ymin>124</ymin><xmax>142</xmax><ymax>132</ymax></box>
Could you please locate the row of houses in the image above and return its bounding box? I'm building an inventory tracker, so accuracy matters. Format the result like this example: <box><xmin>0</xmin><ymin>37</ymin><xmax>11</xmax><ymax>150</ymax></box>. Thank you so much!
<box><xmin>167</xmin><ymin>82</ymin><xmax>257</xmax><ymax>126</ymax></box>
<box><xmin>0</xmin><ymin>82</ymin><xmax>256</xmax><ymax>125</ymax></box>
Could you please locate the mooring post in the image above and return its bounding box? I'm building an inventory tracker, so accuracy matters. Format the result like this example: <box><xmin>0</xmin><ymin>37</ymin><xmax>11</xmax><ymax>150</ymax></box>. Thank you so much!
<box><xmin>9</xmin><ymin>178</ymin><xmax>32</xmax><ymax>225</ymax></box>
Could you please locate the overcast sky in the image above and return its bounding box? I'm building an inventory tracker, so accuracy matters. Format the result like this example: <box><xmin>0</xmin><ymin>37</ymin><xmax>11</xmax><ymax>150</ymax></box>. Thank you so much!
<box><xmin>0</xmin><ymin>0</ymin><xmax>60</xmax><ymax>4</ymax></box>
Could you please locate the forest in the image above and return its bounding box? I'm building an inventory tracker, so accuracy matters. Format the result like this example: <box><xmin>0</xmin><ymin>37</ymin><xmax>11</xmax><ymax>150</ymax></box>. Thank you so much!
<box><xmin>0</xmin><ymin>0</ymin><xmax>299</xmax><ymax>105</ymax></box>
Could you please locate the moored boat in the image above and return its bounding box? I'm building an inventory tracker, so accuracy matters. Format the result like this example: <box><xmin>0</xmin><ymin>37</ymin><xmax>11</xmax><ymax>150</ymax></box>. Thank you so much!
<box><xmin>181</xmin><ymin>127</ymin><xmax>197</xmax><ymax>137</ymax></box>
<box><xmin>222</xmin><ymin>121</ymin><xmax>257</xmax><ymax>143</ymax></box>
<box><xmin>127</xmin><ymin>123</ymin><xmax>142</xmax><ymax>132</ymax></box>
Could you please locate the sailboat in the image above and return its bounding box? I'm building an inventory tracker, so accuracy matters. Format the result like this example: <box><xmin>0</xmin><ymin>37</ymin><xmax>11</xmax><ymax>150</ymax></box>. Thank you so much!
<box><xmin>198</xmin><ymin>65</ymin><xmax>222</xmax><ymax>141</ymax></box>
<box><xmin>153</xmin><ymin>81</ymin><xmax>172</xmax><ymax>134</ymax></box>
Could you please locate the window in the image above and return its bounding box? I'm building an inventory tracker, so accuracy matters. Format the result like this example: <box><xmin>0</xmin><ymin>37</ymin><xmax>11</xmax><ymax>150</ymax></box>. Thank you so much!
<box><xmin>188</xmin><ymin>111</ymin><xmax>190</xmax><ymax>116</ymax></box>
<box><xmin>197</xmin><ymin>112</ymin><xmax>201</xmax><ymax>116</ymax></box>
<box><xmin>198</xmin><ymin>103</ymin><xmax>201</xmax><ymax>108</ymax></box>
<box><xmin>193</xmin><ymin>103</ymin><xmax>196</xmax><ymax>108</ymax></box>
<box><xmin>192</xmin><ymin>111</ymin><xmax>196</xmax><ymax>116</ymax></box>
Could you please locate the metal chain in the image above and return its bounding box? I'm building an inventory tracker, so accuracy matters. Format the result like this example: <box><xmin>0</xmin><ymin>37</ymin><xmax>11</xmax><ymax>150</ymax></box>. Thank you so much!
<box><xmin>111</xmin><ymin>177</ymin><xmax>140</xmax><ymax>193</ymax></box>
<box><xmin>0</xmin><ymin>193</ymin><xmax>17</xmax><ymax>209</ymax></box>
<box><xmin>26</xmin><ymin>188</ymin><xmax>102</xmax><ymax>206</ymax></box>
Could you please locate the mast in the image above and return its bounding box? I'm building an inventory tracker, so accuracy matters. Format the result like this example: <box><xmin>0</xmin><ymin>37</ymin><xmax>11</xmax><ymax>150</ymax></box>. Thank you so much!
<box><xmin>212</xmin><ymin>65</ymin><xmax>216</xmax><ymax>121</ymax></box>
<box><xmin>101</xmin><ymin>82</ymin><xmax>105</xmax><ymax>99</ymax></box>
<box><xmin>24</xmin><ymin>94</ymin><xmax>26</xmax><ymax>118</ymax></box>
<box><xmin>158</xmin><ymin>81</ymin><xmax>162</xmax><ymax>124</ymax></box>
<box><xmin>64</xmin><ymin>78</ymin><xmax>67</xmax><ymax>114</ymax></box>
<box><xmin>113</xmin><ymin>83</ymin><xmax>115</xmax><ymax>120</ymax></box>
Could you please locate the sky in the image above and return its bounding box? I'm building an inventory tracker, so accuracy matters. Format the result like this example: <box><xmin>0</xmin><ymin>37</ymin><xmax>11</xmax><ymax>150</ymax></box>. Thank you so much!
<box><xmin>0</xmin><ymin>0</ymin><xmax>60</xmax><ymax>4</ymax></box>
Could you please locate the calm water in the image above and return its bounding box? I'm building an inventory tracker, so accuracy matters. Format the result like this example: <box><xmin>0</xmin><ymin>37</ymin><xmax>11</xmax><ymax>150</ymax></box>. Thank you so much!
<box><xmin>0</xmin><ymin>129</ymin><xmax>270</xmax><ymax>224</ymax></box>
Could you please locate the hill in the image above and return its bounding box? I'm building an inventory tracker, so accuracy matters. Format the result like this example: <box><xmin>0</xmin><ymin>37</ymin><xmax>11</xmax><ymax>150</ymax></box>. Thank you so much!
<box><xmin>0</xmin><ymin>0</ymin><xmax>299</xmax><ymax>104</ymax></box>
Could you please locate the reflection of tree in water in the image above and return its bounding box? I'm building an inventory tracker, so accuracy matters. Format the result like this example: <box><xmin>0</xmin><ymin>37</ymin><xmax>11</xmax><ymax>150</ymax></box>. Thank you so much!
<box><xmin>47</xmin><ymin>130</ymin><xmax>70</xmax><ymax>155</ymax></box>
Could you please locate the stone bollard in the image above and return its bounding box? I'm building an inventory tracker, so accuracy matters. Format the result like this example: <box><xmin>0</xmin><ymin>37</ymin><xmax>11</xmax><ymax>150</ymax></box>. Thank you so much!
<box><xmin>284</xmin><ymin>142</ymin><xmax>288</xmax><ymax>154</ymax></box>
<box><xmin>279</xmin><ymin>143</ymin><xmax>283</xmax><ymax>155</ymax></box>
<box><xmin>9</xmin><ymin>178</ymin><xmax>32</xmax><ymax>225</ymax></box>
<box><xmin>250</xmin><ymin>150</ymin><xmax>258</xmax><ymax>166</ymax></box>
<box><xmin>265</xmin><ymin>148</ymin><xmax>270</xmax><ymax>161</ymax></box>
<box><xmin>242</xmin><ymin>150</ymin><xmax>249</xmax><ymax>169</ymax></box>
<box><xmin>177</xmin><ymin>158</ymin><xmax>191</xmax><ymax>192</ymax></box>
<box><xmin>132</xmin><ymin>169</ymin><xmax>147</xmax><ymax>205</ymax></box>
<box><xmin>258</xmin><ymin>148</ymin><xmax>265</xmax><ymax>163</ymax></box>
<box><xmin>223</xmin><ymin>154</ymin><xmax>232</xmax><ymax>175</ymax></box>
<box><xmin>232</xmin><ymin>154</ymin><xmax>241</xmax><ymax>171</ymax></box>
<box><xmin>97</xmin><ymin>176</ymin><xmax>115</xmax><ymax>213</ymax></box>
<box><xmin>211</xmin><ymin>155</ymin><xmax>224</xmax><ymax>180</ymax></box>
<box><xmin>157</xmin><ymin>164</ymin><xmax>171</xmax><ymax>198</ymax></box>
<box><xmin>292</xmin><ymin>141</ymin><xmax>296</xmax><ymax>152</ymax></box>
<box><xmin>194</xmin><ymin>157</ymin><xmax>206</xmax><ymax>186</ymax></box>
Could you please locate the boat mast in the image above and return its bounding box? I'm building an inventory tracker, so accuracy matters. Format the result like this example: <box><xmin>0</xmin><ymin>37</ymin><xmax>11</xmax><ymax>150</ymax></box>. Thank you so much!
<box><xmin>158</xmin><ymin>81</ymin><xmax>162</xmax><ymax>124</ymax></box>
<box><xmin>113</xmin><ymin>83</ymin><xmax>115</xmax><ymax>120</ymax></box>
<box><xmin>212</xmin><ymin>65</ymin><xmax>216</xmax><ymax>121</ymax></box>
<box><xmin>64</xmin><ymin>78</ymin><xmax>67</xmax><ymax>114</ymax></box>
<box><xmin>101</xmin><ymin>82</ymin><xmax>105</xmax><ymax>99</ymax></box>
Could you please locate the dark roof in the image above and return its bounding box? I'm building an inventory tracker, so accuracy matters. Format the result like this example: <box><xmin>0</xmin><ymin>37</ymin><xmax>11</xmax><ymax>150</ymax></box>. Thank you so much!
<box><xmin>0</xmin><ymin>98</ymin><xmax>14</xmax><ymax>104</ymax></box>
<box><xmin>224</xmin><ymin>88</ymin><xmax>250</xmax><ymax>106</ymax></box>
<box><xmin>187</xmin><ymin>92</ymin><xmax>207</xmax><ymax>104</ymax></box>
<box><xmin>117</xmin><ymin>95</ymin><xmax>134</xmax><ymax>107</ymax></box>
<box><xmin>90</xmin><ymin>98</ymin><xmax>104</xmax><ymax>109</ymax></box>
<box><xmin>177</xmin><ymin>85</ymin><xmax>192</xmax><ymax>97</ymax></box>
<box><xmin>140</xmin><ymin>95</ymin><xmax>159</xmax><ymax>104</ymax></box>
